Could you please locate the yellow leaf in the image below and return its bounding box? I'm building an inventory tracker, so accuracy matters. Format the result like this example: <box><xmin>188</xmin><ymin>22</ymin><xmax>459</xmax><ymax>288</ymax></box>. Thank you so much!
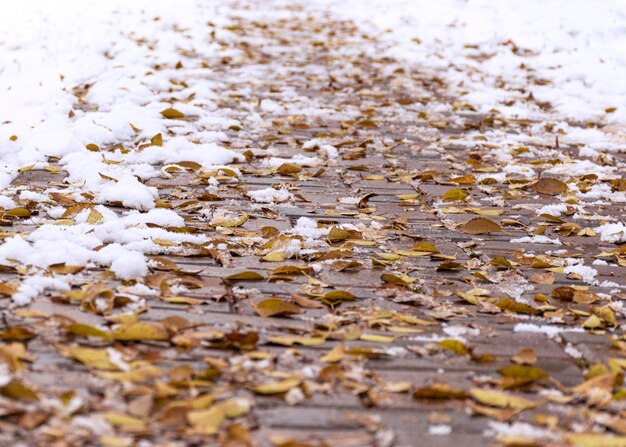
<box><xmin>437</xmin><ymin>339</ymin><xmax>471</xmax><ymax>355</ymax></box>
<box><xmin>0</xmin><ymin>380</ymin><xmax>39</xmax><ymax>401</ymax></box>
<box><xmin>328</xmin><ymin>226</ymin><xmax>349</xmax><ymax>242</ymax></box>
<box><xmin>48</xmin><ymin>263</ymin><xmax>85</xmax><ymax>275</ymax></box>
<box><xmin>152</xmin><ymin>238</ymin><xmax>177</xmax><ymax>247</ymax></box>
<box><xmin>224</xmin><ymin>271</ymin><xmax>264</xmax><ymax>282</ymax></box>
<box><xmin>0</xmin><ymin>342</ymin><xmax>35</xmax><ymax>372</ymax></box>
<box><xmin>161</xmin><ymin>296</ymin><xmax>204</xmax><ymax>305</ymax></box>
<box><xmin>469</xmin><ymin>388</ymin><xmax>537</xmax><ymax>410</ymax></box>
<box><xmin>578</xmin><ymin>228</ymin><xmax>597</xmax><ymax>237</ymax></box>
<box><xmin>411</xmin><ymin>242</ymin><xmax>439</xmax><ymax>253</ymax></box>
<box><xmin>276</xmin><ymin>163</ymin><xmax>302</xmax><ymax>175</ymax></box>
<box><xmin>150</xmin><ymin>133</ymin><xmax>163</xmax><ymax>146</ymax></box>
<box><xmin>376</xmin><ymin>253</ymin><xmax>402</xmax><ymax>261</ymax></box>
<box><xmin>381</xmin><ymin>272</ymin><xmax>417</xmax><ymax>287</ymax></box>
<box><xmin>87</xmin><ymin>209</ymin><xmax>103</xmax><ymax>224</ymax></box>
<box><xmin>497</xmin><ymin>298</ymin><xmax>540</xmax><ymax>315</ymax></box>
<box><xmin>57</xmin><ymin>345</ymin><xmax>119</xmax><ymax>370</ymax></box>
<box><xmin>320</xmin><ymin>290</ymin><xmax>356</xmax><ymax>306</ymax></box>
<box><xmin>267</xmin><ymin>336</ymin><xmax>326</xmax><ymax>346</ymax></box>
<box><xmin>465</xmin><ymin>207</ymin><xmax>504</xmax><ymax>216</ymax></box>
<box><xmin>253</xmin><ymin>298</ymin><xmax>300</xmax><ymax>318</ymax></box>
<box><xmin>261</xmin><ymin>251</ymin><xmax>286</xmax><ymax>262</ymax></box>
<box><xmin>442</xmin><ymin>188</ymin><xmax>468</xmax><ymax>202</ymax></box>
<box><xmin>160</xmin><ymin>108</ymin><xmax>186</xmax><ymax>119</ymax></box>
<box><xmin>360</xmin><ymin>333</ymin><xmax>395</xmax><ymax>343</ymax></box>
<box><xmin>321</xmin><ymin>344</ymin><xmax>344</xmax><ymax>363</ymax></box>
<box><xmin>396</xmin><ymin>193</ymin><xmax>420</xmax><ymax>200</ymax></box>
<box><xmin>101</xmin><ymin>413</ymin><xmax>146</xmax><ymax>432</ymax></box>
<box><xmin>251</xmin><ymin>378</ymin><xmax>301</xmax><ymax>395</ymax></box>
<box><xmin>383</xmin><ymin>381</ymin><xmax>412</xmax><ymax>393</ymax></box>
<box><xmin>98</xmin><ymin>364</ymin><xmax>162</xmax><ymax>383</ymax></box>
<box><xmin>4</xmin><ymin>207</ymin><xmax>31</xmax><ymax>218</ymax></box>
<box><xmin>498</xmin><ymin>365</ymin><xmax>548</xmax><ymax>382</ymax></box>
<box><xmin>111</xmin><ymin>322</ymin><xmax>169</xmax><ymax>341</ymax></box>
<box><xmin>18</xmin><ymin>163</ymin><xmax>36</xmax><ymax>172</ymax></box>
<box><xmin>211</xmin><ymin>213</ymin><xmax>249</xmax><ymax>227</ymax></box>
<box><xmin>567</xmin><ymin>434</ymin><xmax>626</xmax><ymax>447</ymax></box>
<box><xmin>187</xmin><ymin>397</ymin><xmax>251</xmax><ymax>432</ymax></box>
<box><xmin>100</xmin><ymin>435</ymin><xmax>134</xmax><ymax>447</ymax></box>
<box><xmin>65</xmin><ymin>323</ymin><xmax>111</xmax><ymax>339</ymax></box>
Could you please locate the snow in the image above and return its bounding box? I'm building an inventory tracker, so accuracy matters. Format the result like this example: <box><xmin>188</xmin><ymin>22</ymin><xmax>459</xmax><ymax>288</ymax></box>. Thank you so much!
<box><xmin>536</xmin><ymin>204</ymin><xmax>568</xmax><ymax>217</ymax></box>
<box><xmin>98</xmin><ymin>174</ymin><xmax>158</xmax><ymax>211</ymax></box>
<box><xmin>442</xmin><ymin>325</ymin><xmax>479</xmax><ymax>342</ymax></box>
<box><xmin>107</xmin><ymin>249</ymin><xmax>148</xmax><ymax>280</ymax></box>
<box><xmin>563</xmin><ymin>260</ymin><xmax>598</xmax><ymax>285</ymax></box>
<box><xmin>291</xmin><ymin>217</ymin><xmax>329</xmax><ymax>240</ymax></box>
<box><xmin>309</xmin><ymin>0</ymin><xmax>626</xmax><ymax>128</ymax></box>
<box><xmin>0</xmin><ymin>0</ymin><xmax>624</xmax><ymax>305</ymax></box>
<box><xmin>0</xmin><ymin>0</ymin><xmax>245</xmax><ymax>303</ymax></box>
<box><xmin>428</xmin><ymin>424</ymin><xmax>452</xmax><ymax>436</ymax></box>
<box><xmin>486</xmin><ymin>421</ymin><xmax>557</xmax><ymax>440</ymax></box>
<box><xmin>248</xmin><ymin>187</ymin><xmax>292</xmax><ymax>204</ymax></box>
<box><xmin>513</xmin><ymin>323</ymin><xmax>583</xmax><ymax>338</ymax></box>
<box><xmin>595</xmin><ymin>223</ymin><xmax>626</xmax><ymax>244</ymax></box>
<box><xmin>0</xmin><ymin>365</ymin><xmax>10</xmax><ymax>387</ymax></box>
<box><xmin>12</xmin><ymin>275</ymin><xmax>70</xmax><ymax>306</ymax></box>
<box><xmin>510</xmin><ymin>236</ymin><xmax>562</xmax><ymax>245</ymax></box>
<box><xmin>264</xmin><ymin>155</ymin><xmax>322</xmax><ymax>168</ymax></box>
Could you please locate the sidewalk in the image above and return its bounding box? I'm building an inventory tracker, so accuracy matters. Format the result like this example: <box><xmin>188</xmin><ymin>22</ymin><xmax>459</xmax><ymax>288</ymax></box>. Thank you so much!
<box><xmin>1</xmin><ymin>2</ymin><xmax>626</xmax><ymax>446</ymax></box>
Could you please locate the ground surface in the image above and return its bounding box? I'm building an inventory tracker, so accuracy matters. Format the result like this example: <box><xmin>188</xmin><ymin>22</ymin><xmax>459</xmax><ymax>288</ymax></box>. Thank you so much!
<box><xmin>1</xmin><ymin>2</ymin><xmax>626</xmax><ymax>447</ymax></box>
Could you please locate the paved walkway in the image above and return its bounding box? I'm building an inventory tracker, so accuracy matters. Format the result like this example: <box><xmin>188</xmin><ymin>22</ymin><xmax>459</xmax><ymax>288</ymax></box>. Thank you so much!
<box><xmin>2</xmin><ymin>3</ymin><xmax>626</xmax><ymax>447</ymax></box>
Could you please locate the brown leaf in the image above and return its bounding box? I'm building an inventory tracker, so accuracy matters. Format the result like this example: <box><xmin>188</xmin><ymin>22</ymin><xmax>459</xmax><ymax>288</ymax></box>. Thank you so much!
<box><xmin>253</xmin><ymin>298</ymin><xmax>300</xmax><ymax>318</ymax></box>
<box><xmin>496</xmin><ymin>298</ymin><xmax>540</xmax><ymax>315</ymax></box>
<box><xmin>48</xmin><ymin>263</ymin><xmax>85</xmax><ymax>275</ymax></box>
<box><xmin>530</xmin><ymin>178</ymin><xmax>568</xmax><ymax>195</ymax></box>
<box><xmin>413</xmin><ymin>382</ymin><xmax>468</xmax><ymax>400</ymax></box>
<box><xmin>512</xmin><ymin>348</ymin><xmax>537</xmax><ymax>365</ymax></box>
<box><xmin>224</xmin><ymin>271</ymin><xmax>264</xmax><ymax>283</ymax></box>
<box><xmin>0</xmin><ymin>326</ymin><xmax>36</xmax><ymax>341</ymax></box>
<box><xmin>276</xmin><ymin>163</ymin><xmax>302</xmax><ymax>175</ymax></box>
<box><xmin>458</xmin><ymin>217</ymin><xmax>502</xmax><ymax>235</ymax></box>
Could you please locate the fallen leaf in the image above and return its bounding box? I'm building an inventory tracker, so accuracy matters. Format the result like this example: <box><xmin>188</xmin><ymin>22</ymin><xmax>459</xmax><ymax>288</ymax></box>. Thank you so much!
<box><xmin>161</xmin><ymin>108</ymin><xmax>186</xmax><ymax>119</ymax></box>
<box><xmin>224</xmin><ymin>271</ymin><xmax>264</xmax><ymax>282</ymax></box>
<box><xmin>442</xmin><ymin>188</ymin><xmax>469</xmax><ymax>202</ymax></box>
<box><xmin>253</xmin><ymin>298</ymin><xmax>300</xmax><ymax>318</ymax></box>
<box><xmin>469</xmin><ymin>388</ymin><xmax>537</xmax><ymax>410</ymax></box>
<box><xmin>112</xmin><ymin>322</ymin><xmax>169</xmax><ymax>341</ymax></box>
<box><xmin>458</xmin><ymin>218</ymin><xmax>502</xmax><ymax>235</ymax></box>
<box><xmin>251</xmin><ymin>378</ymin><xmax>301</xmax><ymax>395</ymax></box>
<box><xmin>530</xmin><ymin>178</ymin><xmax>568</xmax><ymax>195</ymax></box>
<box><xmin>413</xmin><ymin>383</ymin><xmax>468</xmax><ymax>400</ymax></box>
<box><xmin>512</xmin><ymin>348</ymin><xmax>537</xmax><ymax>365</ymax></box>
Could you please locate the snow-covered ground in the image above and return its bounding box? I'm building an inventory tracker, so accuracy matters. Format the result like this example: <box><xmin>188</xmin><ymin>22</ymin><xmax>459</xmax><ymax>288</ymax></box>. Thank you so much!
<box><xmin>0</xmin><ymin>0</ymin><xmax>624</xmax><ymax>304</ymax></box>
<box><xmin>0</xmin><ymin>0</ymin><xmax>243</xmax><ymax>302</ymax></box>
<box><xmin>311</xmin><ymin>0</ymin><xmax>626</xmax><ymax>126</ymax></box>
